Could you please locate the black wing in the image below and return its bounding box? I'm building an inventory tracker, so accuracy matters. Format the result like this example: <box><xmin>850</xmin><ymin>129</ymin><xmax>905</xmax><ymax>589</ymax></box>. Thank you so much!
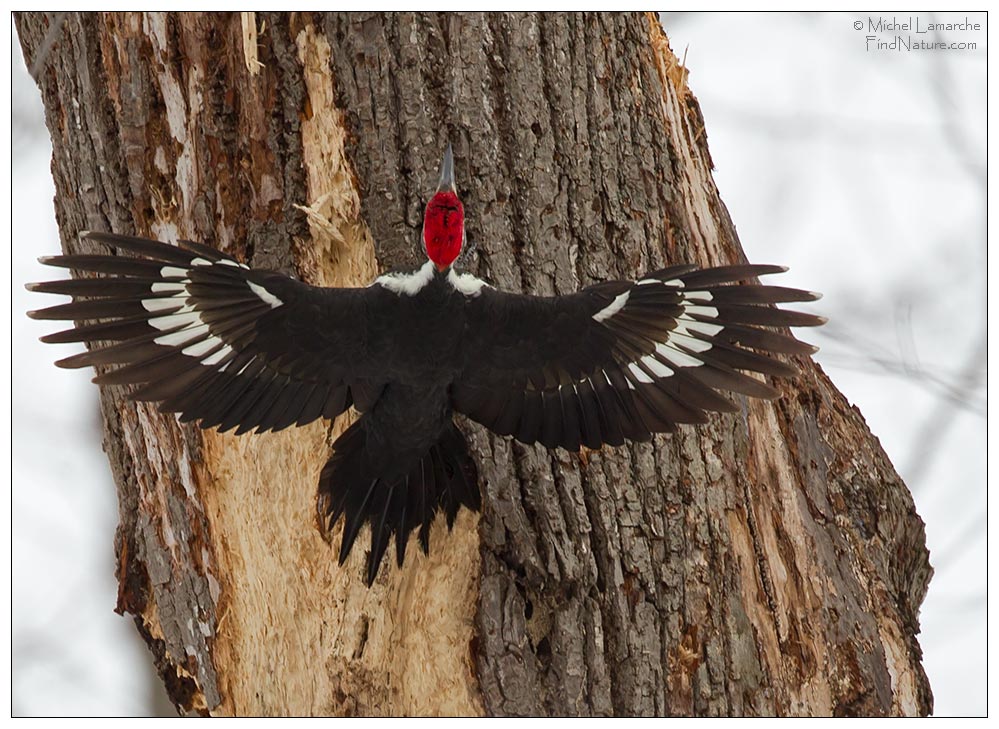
<box><xmin>453</xmin><ymin>263</ymin><xmax>825</xmax><ymax>450</ymax></box>
<box><xmin>28</xmin><ymin>231</ymin><xmax>379</xmax><ymax>434</ymax></box>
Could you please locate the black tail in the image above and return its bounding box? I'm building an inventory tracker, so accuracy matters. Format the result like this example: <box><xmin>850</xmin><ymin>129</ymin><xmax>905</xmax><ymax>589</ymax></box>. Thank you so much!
<box><xmin>317</xmin><ymin>419</ymin><xmax>480</xmax><ymax>585</ymax></box>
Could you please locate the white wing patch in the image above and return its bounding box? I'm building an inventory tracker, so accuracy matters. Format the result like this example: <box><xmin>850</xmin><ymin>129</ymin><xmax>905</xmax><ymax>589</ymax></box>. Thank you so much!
<box><xmin>151</xmin><ymin>282</ymin><xmax>186</xmax><ymax>293</ymax></box>
<box><xmin>373</xmin><ymin>260</ymin><xmax>436</xmax><ymax>296</ymax></box>
<box><xmin>139</xmin><ymin>261</ymin><xmax>279</xmax><ymax>369</ymax></box>
<box><xmin>682</xmin><ymin>304</ymin><xmax>718</xmax><ymax>319</ymax></box>
<box><xmin>248</xmin><ymin>281</ymin><xmax>282</xmax><ymax>309</ymax></box>
<box><xmin>654</xmin><ymin>343</ymin><xmax>701</xmax><ymax>368</ymax></box>
<box><xmin>641</xmin><ymin>354</ymin><xmax>674</xmax><ymax>378</ymax></box>
<box><xmin>614</xmin><ymin>285</ymin><xmax>726</xmax><ymax>381</ymax></box>
<box><xmin>682</xmin><ymin>291</ymin><xmax>713</xmax><ymax>303</ymax></box>
<box><xmin>627</xmin><ymin>362</ymin><xmax>654</xmax><ymax>383</ymax></box>
<box><xmin>674</xmin><ymin>315</ymin><xmax>722</xmax><ymax>339</ymax></box>
<box><xmin>154</xmin><ymin>321</ymin><xmax>209</xmax><ymax>346</ymax></box>
<box><xmin>666</xmin><ymin>329</ymin><xmax>713</xmax><ymax>353</ymax></box>
<box><xmin>592</xmin><ymin>291</ymin><xmax>630</xmax><ymax>322</ymax></box>
<box><xmin>142</xmin><ymin>296</ymin><xmax>185</xmax><ymax>312</ymax></box>
<box><xmin>216</xmin><ymin>258</ymin><xmax>250</xmax><ymax>270</ymax></box>
<box><xmin>181</xmin><ymin>338</ymin><xmax>221</xmax><ymax>358</ymax></box>
<box><xmin>447</xmin><ymin>269</ymin><xmax>490</xmax><ymax>297</ymax></box>
<box><xmin>203</xmin><ymin>345</ymin><xmax>234</xmax><ymax>367</ymax></box>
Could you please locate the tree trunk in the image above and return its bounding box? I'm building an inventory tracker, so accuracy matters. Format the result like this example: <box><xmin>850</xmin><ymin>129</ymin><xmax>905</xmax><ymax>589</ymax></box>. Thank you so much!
<box><xmin>16</xmin><ymin>11</ymin><xmax>932</xmax><ymax>717</ymax></box>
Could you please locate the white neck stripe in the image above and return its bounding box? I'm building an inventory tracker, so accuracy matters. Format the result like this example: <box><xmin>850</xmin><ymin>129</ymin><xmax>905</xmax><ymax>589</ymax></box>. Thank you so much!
<box><xmin>372</xmin><ymin>260</ymin><xmax>437</xmax><ymax>296</ymax></box>
<box><xmin>447</xmin><ymin>269</ymin><xmax>489</xmax><ymax>297</ymax></box>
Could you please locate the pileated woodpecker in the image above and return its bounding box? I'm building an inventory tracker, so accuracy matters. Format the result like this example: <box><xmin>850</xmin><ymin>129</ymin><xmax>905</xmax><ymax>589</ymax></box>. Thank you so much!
<box><xmin>28</xmin><ymin>145</ymin><xmax>824</xmax><ymax>585</ymax></box>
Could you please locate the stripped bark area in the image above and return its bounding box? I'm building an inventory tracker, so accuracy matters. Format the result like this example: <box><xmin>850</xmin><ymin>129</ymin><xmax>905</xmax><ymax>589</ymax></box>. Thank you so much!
<box><xmin>17</xmin><ymin>11</ymin><xmax>931</xmax><ymax>716</ymax></box>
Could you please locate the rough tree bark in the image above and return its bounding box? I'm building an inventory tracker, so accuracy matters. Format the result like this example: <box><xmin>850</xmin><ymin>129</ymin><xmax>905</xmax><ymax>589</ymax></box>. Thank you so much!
<box><xmin>17</xmin><ymin>11</ymin><xmax>932</xmax><ymax>717</ymax></box>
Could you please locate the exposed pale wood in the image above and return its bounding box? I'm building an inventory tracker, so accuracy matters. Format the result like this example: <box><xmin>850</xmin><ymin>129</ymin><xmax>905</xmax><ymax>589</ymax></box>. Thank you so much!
<box><xmin>17</xmin><ymin>11</ymin><xmax>931</xmax><ymax>717</ymax></box>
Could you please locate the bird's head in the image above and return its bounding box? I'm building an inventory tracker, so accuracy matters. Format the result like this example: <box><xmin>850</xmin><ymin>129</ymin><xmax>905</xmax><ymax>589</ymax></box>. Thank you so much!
<box><xmin>423</xmin><ymin>144</ymin><xmax>465</xmax><ymax>271</ymax></box>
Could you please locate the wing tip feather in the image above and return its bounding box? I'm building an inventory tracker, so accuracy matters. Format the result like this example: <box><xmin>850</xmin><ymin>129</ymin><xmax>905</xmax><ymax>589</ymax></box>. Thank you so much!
<box><xmin>54</xmin><ymin>353</ymin><xmax>90</xmax><ymax>369</ymax></box>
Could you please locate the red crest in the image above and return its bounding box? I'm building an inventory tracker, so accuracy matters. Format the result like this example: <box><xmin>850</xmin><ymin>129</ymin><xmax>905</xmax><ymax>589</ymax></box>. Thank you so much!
<box><xmin>423</xmin><ymin>191</ymin><xmax>464</xmax><ymax>270</ymax></box>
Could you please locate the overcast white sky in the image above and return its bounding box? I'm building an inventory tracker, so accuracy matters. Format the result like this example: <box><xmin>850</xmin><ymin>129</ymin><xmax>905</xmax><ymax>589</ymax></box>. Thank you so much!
<box><xmin>11</xmin><ymin>12</ymin><xmax>987</xmax><ymax>717</ymax></box>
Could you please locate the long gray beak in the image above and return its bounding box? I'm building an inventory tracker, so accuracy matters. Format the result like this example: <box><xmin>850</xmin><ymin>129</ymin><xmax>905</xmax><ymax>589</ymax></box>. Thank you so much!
<box><xmin>436</xmin><ymin>143</ymin><xmax>456</xmax><ymax>193</ymax></box>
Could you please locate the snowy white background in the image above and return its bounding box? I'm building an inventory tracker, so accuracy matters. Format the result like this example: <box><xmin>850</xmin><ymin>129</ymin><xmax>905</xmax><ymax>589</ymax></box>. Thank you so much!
<box><xmin>11</xmin><ymin>12</ymin><xmax>986</xmax><ymax>717</ymax></box>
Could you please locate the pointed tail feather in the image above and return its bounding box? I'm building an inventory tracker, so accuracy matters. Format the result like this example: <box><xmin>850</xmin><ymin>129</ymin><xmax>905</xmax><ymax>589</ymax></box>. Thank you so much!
<box><xmin>316</xmin><ymin>418</ymin><xmax>479</xmax><ymax>586</ymax></box>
